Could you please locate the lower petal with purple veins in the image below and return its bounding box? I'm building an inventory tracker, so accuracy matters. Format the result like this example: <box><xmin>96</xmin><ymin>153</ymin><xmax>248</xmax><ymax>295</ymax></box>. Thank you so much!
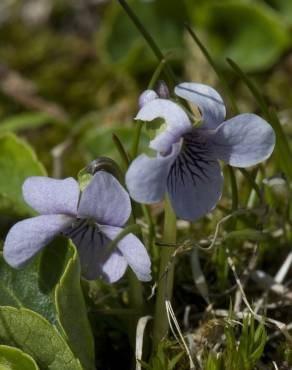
<box><xmin>167</xmin><ymin>137</ymin><xmax>223</xmax><ymax>221</ymax></box>
<box><xmin>67</xmin><ymin>223</ymin><xmax>128</xmax><ymax>282</ymax></box>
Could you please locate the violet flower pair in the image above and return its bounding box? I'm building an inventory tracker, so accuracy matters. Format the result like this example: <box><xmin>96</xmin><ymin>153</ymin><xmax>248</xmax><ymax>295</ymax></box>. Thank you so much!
<box><xmin>3</xmin><ymin>81</ymin><xmax>275</xmax><ymax>283</ymax></box>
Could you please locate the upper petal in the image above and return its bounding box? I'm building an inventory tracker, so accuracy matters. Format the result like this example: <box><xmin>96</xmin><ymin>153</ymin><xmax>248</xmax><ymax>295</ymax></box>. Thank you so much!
<box><xmin>23</xmin><ymin>177</ymin><xmax>80</xmax><ymax>216</ymax></box>
<box><xmin>100</xmin><ymin>225</ymin><xmax>151</xmax><ymax>282</ymax></box>
<box><xmin>78</xmin><ymin>172</ymin><xmax>131</xmax><ymax>227</ymax></box>
<box><xmin>3</xmin><ymin>214</ymin><xmax>73</xmax><ymax>268</ymax></box>
<box><xmin>209</xmin><ymin>113</ymin><xmax>276</xmax><ymax>167</ymax></box>
<box><xmin>126</xmin><ymin>142</ymin><xmax>181</xmax><ymax>204</ymax></box>
<box><xmin>136</xmin><ymin>98</ymin><xmax>192</xmax><ymax>153</ymax></box>
<box><xmin>167</xmin><ymin>142</ymin><xmax>223</xmax><ymax>221</ymax></box>
<box><xmin>175</xmin><ymin>82</ymin><xmax>226</xmax><ymax>129</ymax></box>
<box><xmin>68</xmin><ymin>224</ymin><xmax>128</xmax><ymax>282</ymax></box>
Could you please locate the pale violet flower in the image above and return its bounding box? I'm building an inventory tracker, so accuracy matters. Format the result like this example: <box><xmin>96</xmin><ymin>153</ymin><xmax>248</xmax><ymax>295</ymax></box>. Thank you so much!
<box><xmin>4</xmin><ymin>172</ymin><xmax>151</xmax><ymax>283</ymax></box>
<box><xmin>126</xmin><ymin>82</ymin><xmax>275</xmax><ymax>221</ymax></box>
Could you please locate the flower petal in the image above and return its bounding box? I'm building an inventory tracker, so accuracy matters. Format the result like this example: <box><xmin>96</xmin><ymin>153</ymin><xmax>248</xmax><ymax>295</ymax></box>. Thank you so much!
<box><xmin>78</xmin><ymin>172</ymin><xmax>131</xmax><ymax>227</ymax></box>
<box><xmin>102</xmin><ymin>250</ymin><xmax>128</xmax><ymax>283</ymax></box>
<box><xmin>138</xmin><ymin>89</ymin><xmax>158</xmax><ymax>108</ymax></box>
<box><xmin>3</xmin><ymin>214</ymin><xmax>73</xmax><ymax>268</ymax></box>
<box><xmin>100</xmin><ymin>225</ymin><xmax>151</xmax><ymax>282</ymax></box>
<box><xmin>126</xmin><ymin>142</ymin><xmax>181</xmax><ymax>204</ymax></box>
<box><xmin>175</xmin><ymin>82</ymin><xmax>226</xmax><ymax>129</ymax></box>
<box><xmin>136</xmin><ymin>98</ymin><xmax>192</xmax><ymax>153</ymax></box>
<box><xmin>69</xmin><ymin>225</ymin><xmax>127</xmax><ymax>282</ymax></box>
<box><xmin>167</xmin><ymin>144</ymin><xmax>223</xmax><ymax>221</ymax></box>
<box><xmin>23</xmin><ymin>176</ymin><xmax>80</xmax><ymax>216</ymax></box>
<box><xmin>209</xmin><ymin>113</ymin><xmax>276</xmax><ymax>167</ymax></box>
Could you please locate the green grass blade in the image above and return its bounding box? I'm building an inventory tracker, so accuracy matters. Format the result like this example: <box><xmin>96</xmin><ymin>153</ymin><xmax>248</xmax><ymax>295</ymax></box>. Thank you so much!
<box><xmin>227</xmin><ymin>57</ymin><xmax>292</xmax><ymax>181</ymax></box>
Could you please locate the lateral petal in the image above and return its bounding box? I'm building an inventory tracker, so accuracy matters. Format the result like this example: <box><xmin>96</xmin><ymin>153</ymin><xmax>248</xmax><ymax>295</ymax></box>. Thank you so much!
<box><xmin>4</xmin><ymin>214</ymin><xmax>73</xmax><ymax>268</ymax></box>
<box><xmin>209</xmin><ymin>113</ymin><xmax>275</xmax><ymax>167</ymax></box>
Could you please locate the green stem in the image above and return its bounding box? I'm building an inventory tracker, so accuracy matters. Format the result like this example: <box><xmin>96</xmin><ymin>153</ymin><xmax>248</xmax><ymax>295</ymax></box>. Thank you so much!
<box><xmin>126</xmin><ymin>219</ymin><xmax>145</xmax><ymax>343</ymax></box>
<box><xmin>185</xmin><ymin>24</ymin><xmax>239</xmax><ymax>115</ymax></box>
<box><xmin>102</xmin><ymin>223</ymin><xmax>144</xmax><ymax>311</ymax></box>
<box><xmin>127</xmin><ymin>269</ymin><xmax>144</xmax><ymax>312</ymax></box>
<box><xmin>112</xmin><ymin>133</ymin><xmax>130</xmax><ymax>168</ymax></box>
<box><xmin>239</xmin><ymin>168</ymin><xmax>262</xmax><ymax>202</ymax></box>
<box><xmin>142</xmin><ymin>205</ymin><xmax>155</xmax><ymax>249</ymax></box>
<box><xmin>118</xmin><ymin>0</ymin><xmax>176</xmax><ymax>85</ymax></box>
<box><xmin>131</xmin><ymin>120</ymin><xmax>143</xmax><ymax>160</ymax></box>
<box><xmin>226</xmin><ymin>165</ymin><xmax>238</xmax><ymax>230</ymax></box>
<box><xmin>131</xmin><ymin>59</ymin><xmax>167</xmax><ymax>159</ymax></box>
<box><xmin>227</xmin><ymin>58</ymin><xmax>292</xmax><ymax>182</ymax></box>
<box><xmin>126</xmin><ymin>214</ymin><xmax>145</xmax><ymax>312</ymax></box>
<box><xmin>227</xmin><ymin>165</ymin><xmax>238</xmax><ymax>212</ymax></box>
<box><xmin>152</xmin><ymin>196</ymin><xmax>177</xmax><ymax>347</ymax></box>
<box><xmin>148</xmin><ymin>59</ymin><xmax>167</xmax><ymax>90</ymax></box>
<box><xmin>246</xmin><ymin>169</ymin><xmax>263</xmax><ymax>209</ymax></box>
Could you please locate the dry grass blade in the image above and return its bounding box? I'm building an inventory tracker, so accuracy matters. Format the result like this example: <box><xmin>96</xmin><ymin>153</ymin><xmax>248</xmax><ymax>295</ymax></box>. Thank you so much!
<box><xmin>135</xmin><ymin>315</ymin><xmax>152</xmax><ymax>370</ymax></box>
<box><xmin>165</xmin><ymin>299</ymin><xmax>198</xmax><ymax>370</ymax></box>
<box><xmin>226</xmin><ymin>247</ymin><xmax>292</xmax><ymax>345</ymax></box>
<box><xmin>191</xmin><ymin>248</ymin><xmax>210</xmax><ymax>304</ymax></box>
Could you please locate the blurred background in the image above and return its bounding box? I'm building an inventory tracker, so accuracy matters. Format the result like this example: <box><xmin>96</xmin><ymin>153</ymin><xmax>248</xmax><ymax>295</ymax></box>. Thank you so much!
<box><xmin>0</xmin><ymin>0</ymin><xmax>291</xmax><ymax>176</ymax></box>
<box><xmin>0</xmin><ymin>1</ymin><xmax>292</xmax><ymax>368</ymax></box>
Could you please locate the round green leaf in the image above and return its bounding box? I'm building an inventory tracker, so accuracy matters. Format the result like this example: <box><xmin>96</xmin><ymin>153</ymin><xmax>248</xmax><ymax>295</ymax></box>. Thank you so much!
<box><xmin>0</xmin><ymin>345</ymin><xmax>39</xmax><ymax>370</ymax></box>
<box><xmin>0</xmin><ymin>238</ymin><xmax>70</xmax><ymax>324</ymax></box>
<box><xmin>0</xmin><ymin>133</ymin><xmax>46</xmax><ymax>216</ymax></box>
<box><xmin>0</xmin><ymin>307</ymin><xmax>82</xmax><ymax>370</ymax></box>
<box><xmin>79</xmin><ymin>124</ymin><xmax>148</xmax><ymax>164</ymax></box>
<box><xmin>0</xmin><ymin>113</ymin><xmax>61</xmax><ymax>134</ymax></box>
<box><xmin>267</xmin><ymin>0</ymin><xmax>292</xmax><ymax>25</ymax></box>
<box><xmin>101</xmin><ymin>0</ymin><xmax>186</xmax><ymax>70</ymax></box>
<box><xmin>0</xmin><ymin>238</ymin><xmax>95</xmax><ymax>370</ymax></box>
<box><xmin>194</xmin><ymin>1</ymin><xmax>290</xmax><ymax>71</ymax></box>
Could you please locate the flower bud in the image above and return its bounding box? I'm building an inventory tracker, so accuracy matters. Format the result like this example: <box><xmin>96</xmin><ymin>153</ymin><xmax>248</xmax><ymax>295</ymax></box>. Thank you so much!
<box><xmin>155</xmin><ymin>80</ymin><xmax>169</xmax><ymax>99</ymax></box>
<box><xmin>78</xmin><ymin>157</ymin><xmax>121</xmax><ymax>191</ymax></box>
